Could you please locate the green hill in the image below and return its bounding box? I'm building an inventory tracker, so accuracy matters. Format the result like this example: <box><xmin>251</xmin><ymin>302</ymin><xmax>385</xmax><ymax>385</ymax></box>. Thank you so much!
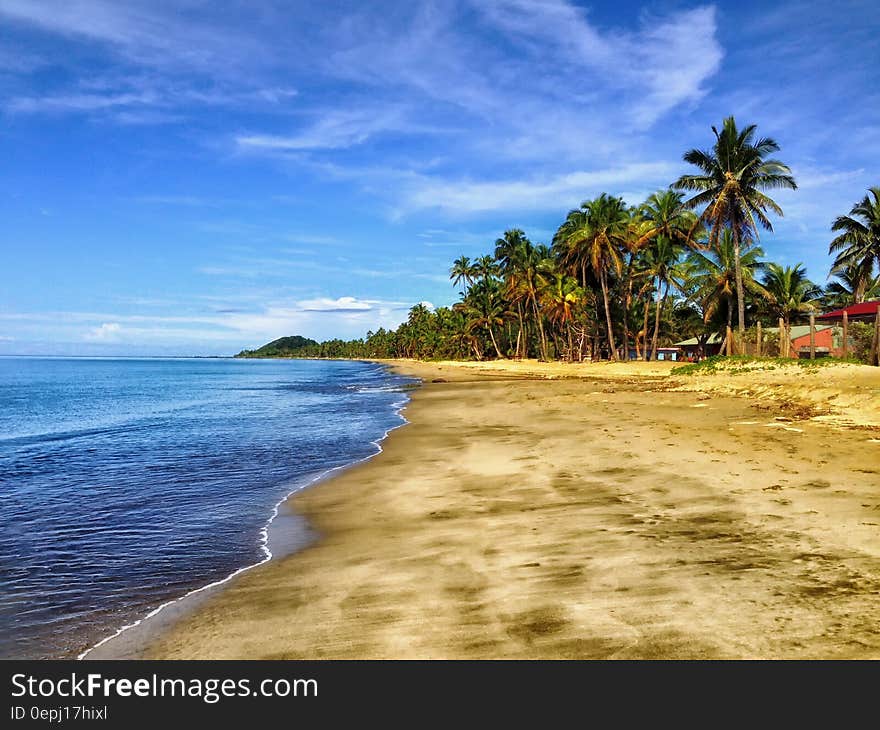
<box><xmin>235</xmin><ymin>335</ymin><xmax>320</xmax><ymax>358</ymax></box>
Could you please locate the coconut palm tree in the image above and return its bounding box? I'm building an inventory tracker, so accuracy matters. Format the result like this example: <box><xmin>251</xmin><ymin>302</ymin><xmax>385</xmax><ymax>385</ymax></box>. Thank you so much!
<box><xmin>553</xmin><ymin>194</ymin><xmax>630</xmax><ymax>360</ymax></box>
<box><xmin>634</xmin><ymin>190</ymin><xmax>698</xmax><ymax>359</ymax></box>
<box><xmin>761</xmin><ymin>263</ymin><xmax>821</xmax><ymax>334</ymax></box>
<box><xmin>823</xmin><ymin>265</ymin><xmax>880</xmax><ymax>308</ymax></box>
<box><xmin>540</xmin><ymin>271</ymin><xmax>584</xmax><ymax>360</ymax></box>
<box><xmin>461</xmin><ymin>281</ymin><xmax>505</xmax><ymax>359</ymax></box>
<box><xmin>473</xmin><ymin>255</ymin><xmax>499</xmax><ymax>284</ymax></box>
<box><xmin>495</xmin><ymin>229</ymin><xmax>533</xmax><ymax>358</ymax></box>
<box><xmin>642</xmin><ymin>236</ymin><xmax>684</xmax><ymax>360</ymax></box>
<box><xmin>635</xmin><ymin>190</ymin><xmax>699</xmax><ymax>250</ymax></box>
<box><xmin>450</xmin><ymin>256</ymin><xmax>475</xmax><ymax>293</ymax></box>
<box><xmin>674</xmin><ymin>116</ymin><xmax>797</xmax><ymax>337</ymax></box>
<box><xmin>685</xmin><ymin>230</ymin><xmax>767</xmax><ymax>352</ymax></box>
<box><xmin>828</xmin><ymin>186</ymin><xmax>880</xmax><ymax>302</ymax></box>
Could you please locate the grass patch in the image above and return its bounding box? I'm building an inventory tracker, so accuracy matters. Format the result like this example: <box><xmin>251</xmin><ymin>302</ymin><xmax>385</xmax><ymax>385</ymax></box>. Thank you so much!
<box><xmin>671</xmin><ymin>355</ymin><xmax>864</xmax><ymax>376</ymax></box>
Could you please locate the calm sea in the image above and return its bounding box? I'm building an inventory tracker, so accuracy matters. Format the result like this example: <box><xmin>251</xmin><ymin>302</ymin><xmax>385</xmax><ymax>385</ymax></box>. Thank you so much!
<box><xmin>0</xmin><ymin>357</ymin><xmax>413</xmax><ymax>659</ymax></box>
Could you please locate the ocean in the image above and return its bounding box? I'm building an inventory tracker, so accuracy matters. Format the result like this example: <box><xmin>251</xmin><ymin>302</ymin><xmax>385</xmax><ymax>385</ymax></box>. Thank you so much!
<box><xmin>0</xmin><ymin>357</ymin><xmax>414</xmax><ymax>659</ymax></box>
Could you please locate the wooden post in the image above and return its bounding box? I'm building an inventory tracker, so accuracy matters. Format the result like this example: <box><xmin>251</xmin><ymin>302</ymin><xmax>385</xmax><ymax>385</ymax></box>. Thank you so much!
<box><xmin>778</xmin><ymin>317</ymin><xmax>786</xmax><ymax>357</ymax></box>
<box><xmin>756</xmin><ymin>321</ymin><xmax>762</xmax><ymax>357</ymax></box>
<box><xmin>873</xmin><ymin>312</ymin><xmax>880</xmax><ymax>366</ymax></box>
<box><xmin>842</xmin><ymin>310</ymin><xmax>849</xmax><ymax>359</ymax></box>
<box><xmin>809</xmin><ymin>311</ymin><xmax>816</xmax><ymax>360</ymax></box>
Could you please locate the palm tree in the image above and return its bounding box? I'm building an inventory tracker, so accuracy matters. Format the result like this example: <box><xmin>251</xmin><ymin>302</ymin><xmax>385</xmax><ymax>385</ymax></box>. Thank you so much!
<box><xmin>554</xmin><ymin>194</ymin><xmax>630</xmax><ymax>360</ymax></box>
<box><xmin>674</xmin><ymin>116</ymin><xmax>797</xmax><ymax>337</ymax></box>
<box><xmin>828</xmin><ymin>187</ymin><xmax>880</xmax><ymax>302</ymax></box>
<box><xmin>540</xmin><ymin>270</ymin><xmax>583</xmax><ymax>360</ymax></box>
<box><xmin>450</xmin><ymin>256</ymin><xmax>475</xmax><ymax>293</ymax></box>
<box><xmin>473</xmin><ymin>255</ymin><xmax>499</xmax><ymax>284</ymax></box>
<box><xmin>761</xmin><ymin>263</ymin><xmax>821</xmax><ymax>335</ymax></box>
<box><xmin>495</xmin><ymin>229</ymin><xmax>533</xmax><ymax>358</ymax></box>
<box><xmin>634</xmin><ymin>190</ymin><xmax>698</xmax><ymax>359</ymax></box>
<box><xmin>461</xmin><ymin>281</ymin><xmax>505</xmax><ymax>359</ymax></box>
<box><xmin>635</xmin><ymin>190</ymin><xmax>699</xmax><ymax>250</ymax></box>
<box><xmin>823</xmin><ymin>265</ymin><xmax>880</xmax><ymax>308</ymax></box>
<box><xmin>686</xmin><ymin>230</ymin><xmax>767</xmax><ymax>352</ymax></box>
<box><xmin>642</xmin><ymin>236</ymin><xmax>683</xmax><ymax>360</ymax></box>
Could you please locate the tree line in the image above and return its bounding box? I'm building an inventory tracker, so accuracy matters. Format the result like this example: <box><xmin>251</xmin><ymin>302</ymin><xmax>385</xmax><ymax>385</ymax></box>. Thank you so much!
<box><xmin>262</xmin><ymin>117</ymin><xmax>880</xmax><ymax>363</ymax></box>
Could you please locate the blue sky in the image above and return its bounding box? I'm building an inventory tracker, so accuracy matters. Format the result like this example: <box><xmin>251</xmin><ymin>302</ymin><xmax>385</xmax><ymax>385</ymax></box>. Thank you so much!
<box><xmin>1</xmin><ymin>0</ymin><xmax>877</xmax><ymax>356</ymax></box>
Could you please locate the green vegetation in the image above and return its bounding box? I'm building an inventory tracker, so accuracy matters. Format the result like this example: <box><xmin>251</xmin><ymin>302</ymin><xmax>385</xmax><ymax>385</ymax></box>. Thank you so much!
<box><xmin>236</xmin><ymin>335</ymin><xmax>319</xmax><ymax>358</ymax></box>
<box><xmin>671</xmin><ymin>354</ymin><xmax>864</xmax><ymax>376</ymax></box>
<box><xmin>829</xmin><ymin>186</ymin><xmax>880</xmax><ymax>302</ymax></box>
<box><xmin>673</xmin><ymin>116</ymin><xmax>797</xmax><ymax>337</ymax></box>
<box><xmin>237</xmin><ymin>120</ymin><xmax>878</xmax><ymax>366</ymax></box>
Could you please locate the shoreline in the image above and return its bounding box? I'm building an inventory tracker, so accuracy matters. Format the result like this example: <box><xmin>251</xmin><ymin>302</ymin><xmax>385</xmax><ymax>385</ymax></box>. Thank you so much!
<box><xmin>79</xmin><ymin>364</ymin><xmax>415</xmax><ymax>660</ymax></box>
<box><xmin>129</xmin><ymin>359</ymin><xmax>879</xmax><ymax>659</ymax></box>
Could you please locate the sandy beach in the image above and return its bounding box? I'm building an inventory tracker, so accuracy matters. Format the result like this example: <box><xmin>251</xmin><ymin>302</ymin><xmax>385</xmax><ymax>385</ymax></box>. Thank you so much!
<box><xmin>129</xmin><ymin>359</ymin><xmax>880</xmax><ymax>659</ymax></box>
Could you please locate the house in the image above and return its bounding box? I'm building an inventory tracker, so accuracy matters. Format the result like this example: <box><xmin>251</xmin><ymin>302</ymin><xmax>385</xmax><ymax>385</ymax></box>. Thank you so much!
<box><xmin>625</xmin><ymin>346</ymin><xmax>682</xmax><ymax>361</ymax></box>
<box><xmin>675</xmin><ymin>326</ymin><xmax>846</xmax><ymax>359</ymax></box>
<box><xmin>673</xmin><ymin>333</ymin><xmax>724</xmax><ymax>359</ymax></box>
<box><xmin>765</xmin><ymin>325</ymin><xmax>840</xmax><ymax>358</ymax></box>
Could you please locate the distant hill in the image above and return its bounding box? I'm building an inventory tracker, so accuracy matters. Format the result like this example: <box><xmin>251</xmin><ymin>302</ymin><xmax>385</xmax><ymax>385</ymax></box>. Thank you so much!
<box><xmin>235</xmin><ymin>335</ymin><xmax>320</xmax><ymax>358</ymax></box>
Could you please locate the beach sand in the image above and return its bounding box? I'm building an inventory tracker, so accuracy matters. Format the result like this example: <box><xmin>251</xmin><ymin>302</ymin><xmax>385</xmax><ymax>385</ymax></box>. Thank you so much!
<box><xmin>137</xmin><ymin>359</ymin><xmax>880</xmax><ymax>659</ymax></box>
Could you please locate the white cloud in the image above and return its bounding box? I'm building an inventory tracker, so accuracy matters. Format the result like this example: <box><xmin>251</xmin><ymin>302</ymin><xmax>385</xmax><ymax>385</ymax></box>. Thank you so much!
<box><xmin>85</xmin><ymin>322</ymin><xmax>122</xmax><ymax>340</ymax></box>
<box><xmin>6</xmin><ymin>81</ymin><xmax>298</xmax><ymax>117</ymax></box>
<box><xmin>4</xmin><ymin>299</ymin><xmax>419</xmax><ymax>353</ymax></box>
<box><xmin>478</xmin><ymin>2</ymin><xmax>722</xmax><ymax>127</ymax></box>
<box><xmin>296</xmin><ymin>296</ymin><xmax>374</xmax><ymax>312</ymax></box>
<box><xmin>402</xmin><ymin>162</ymin><xmax>677</xmax><ymax>214</ymax></box>
<box><xmin>0</xmin><ymin>0</ymin><xmax>258</xmax><ymax>72</ymax></box>
<box><xmin>236</xmin><ymin>106</ymin><xmax>442</xmax><ymax>152</ymax></box>
<box><xmin>791</xmin><ymin>167</ymin><xmax>866</xmax><ymax>190</ymax></box>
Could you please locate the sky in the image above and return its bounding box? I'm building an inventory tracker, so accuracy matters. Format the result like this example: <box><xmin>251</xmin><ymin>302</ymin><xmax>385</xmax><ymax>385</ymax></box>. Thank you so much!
<box><xmin>1</xmin><ymin>0</ymin><xmax>877</xmax><ymax>356</ymax></box>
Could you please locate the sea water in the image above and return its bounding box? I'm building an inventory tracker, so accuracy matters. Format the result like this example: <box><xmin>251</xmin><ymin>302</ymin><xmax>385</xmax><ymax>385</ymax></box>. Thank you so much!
<box><xmin>0</xmin><ymin>357</ymin><xmax>413</xmax><ymax>658</ymax></box>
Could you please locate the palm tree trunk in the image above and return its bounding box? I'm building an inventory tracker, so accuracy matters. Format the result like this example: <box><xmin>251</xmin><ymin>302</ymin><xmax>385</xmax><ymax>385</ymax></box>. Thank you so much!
<box><xmin>600</xmin><ymin>270</ymin><xmax>617</xmax><ymax>361</ymax></box>
<box><xmin>532</xmin><ymin>295</ymin><xmax>548</xmax><ymax>361</ymax></box>
<box><xmin>621</xmin><ymin>253</ymin><xmax>634</xmax><ymax>361</ymax></box>
<box><xmin>516</xmin><ymin>303</ymin><xmax>525</xmax><ymax>358</ymax></box>
<box><xmin>651</xmin><ymin>277</ymin><xmax>663</xmax><ymax>360</ymax></box>
<box><xmin>721</xmin><ymin>294</ymin><xmax>733</xmax><ymax>354</ymax></box>
<box><xmin>488</xmin><ymin>325</ymin><xmax>503</xmax><ymax>359</ymax></box>
<box><xmin>641</xmin><ymin>298</ymin><xmax>650</xmax><ymax>361</ymax></box>
<box><xmin>733</xmin><ymin>228</ymin><xmax>746</xmax><ymax>337</ymax></box>
<box><xmin>783</xmin><ymin>316</ymin><xmax>790</xmax><ymax>358</ymax></box>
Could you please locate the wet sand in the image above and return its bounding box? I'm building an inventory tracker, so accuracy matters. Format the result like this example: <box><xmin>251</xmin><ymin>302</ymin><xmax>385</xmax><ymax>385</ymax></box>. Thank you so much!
<box><xmin>139</xmin><ymin>360</ymin><xmax>880</xmax><ymax>659</ymax></box>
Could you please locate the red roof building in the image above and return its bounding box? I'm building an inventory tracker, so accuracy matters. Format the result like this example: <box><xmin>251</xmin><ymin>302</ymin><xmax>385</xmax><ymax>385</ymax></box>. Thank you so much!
<box><xmin>817</xmin><ymin>301</ymin><xmax>880</xmax><ymax>322</ymax></box>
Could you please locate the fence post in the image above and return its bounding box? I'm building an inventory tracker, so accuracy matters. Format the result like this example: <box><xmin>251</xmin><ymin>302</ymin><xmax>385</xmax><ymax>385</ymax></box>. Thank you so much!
<box><xmin>842</xmin><ymin>310</ymin><xmax>849</xmax><ymax>359</ymax></box>
<box><xmin>756</xmin><ymin>321</ymin><xmax>762</xmax><ymax>357</ymax></box>
<box><xmin>809</xmin><ymin>311</ymin><xmax>816</xmax><ymax>360</ymax></box>
<box><xmin>873</xmin><ymin>312</ymin><xmax>880</xmax><ymax>366</ymax></box>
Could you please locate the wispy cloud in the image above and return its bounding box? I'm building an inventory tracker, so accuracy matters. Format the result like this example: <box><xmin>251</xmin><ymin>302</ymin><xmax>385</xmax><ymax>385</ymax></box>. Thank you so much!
<box><xmin>1</xmin><ymin>298</ymin><xmax>417</xmax><ymax>353</ymax></box>
<box><xmin>236</xmin><ymin>106</ymin><xmax>436</xmax><ymax>152</ymax></box>
<box><xmin>0</xmin><ymin>0</ymin><xmax>261</xmax><ymax>72</ymax></box>
<box><xmin>400</xmin><ymin>162</ymin><xmax>678</xmax><ymax>214</ymax></box>
<box><xmin>5</xmin><ymin>78</ymin><xmax>298</xmax><ymax>118</ymax></box>
<box><xmin>1</xmin><ymin>1</ymin><xmax>876</xmax><ymax>355</ymax></box>
<box><xmin>297</xmin><ymin>296</ymin><xmax>374</xmax><ymax>312</ymax></box>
